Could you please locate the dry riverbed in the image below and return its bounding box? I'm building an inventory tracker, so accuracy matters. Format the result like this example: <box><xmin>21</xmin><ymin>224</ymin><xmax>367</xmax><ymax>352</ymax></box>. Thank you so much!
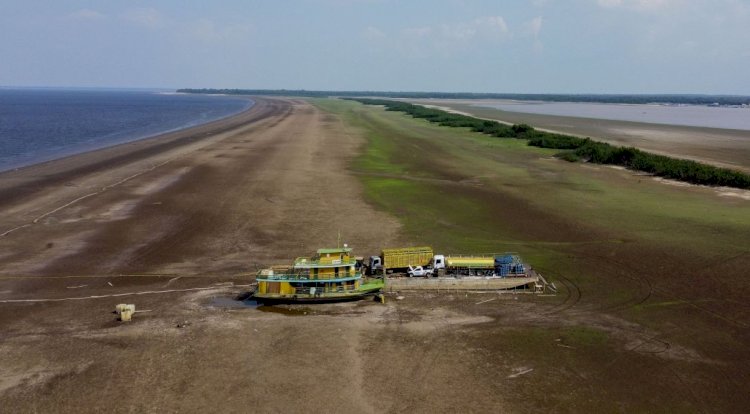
<box><xmin>1</xmin><ymin>97</ymin><xmax>748</xmax><ymax>413</ymax></box>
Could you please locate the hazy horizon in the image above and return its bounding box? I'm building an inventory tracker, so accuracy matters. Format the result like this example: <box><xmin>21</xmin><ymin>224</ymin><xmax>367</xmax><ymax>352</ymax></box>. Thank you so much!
<box><xmin>2</xmin><ymin>0</ymin><xmax>749</xmax><ymax>95</ymax></box>
<box><xmin>3</xmin><ymin>85</ymin><xmax>750</xmax><ymax>97</ymax></box>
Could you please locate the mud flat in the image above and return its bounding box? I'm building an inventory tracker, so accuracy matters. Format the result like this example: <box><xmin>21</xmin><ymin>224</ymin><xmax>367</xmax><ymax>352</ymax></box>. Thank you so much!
<box><xmin>405</xmin><ymin>98</ymin><xmax>750</xmax><ymax>173</ymax></box>
<box><xmin>1</xmin><ymin>96</ymin><xmax>749</xmax><ymax>413</ymax></box>
<box><xmin>0</xmin><ymin>97</ymin><xmax>407</xmax><ymax>412</ymax></box>
<box><xmin>0</xmin><ymin>97</ymin><xmax>400</xmax><ymax>278</ymax></box>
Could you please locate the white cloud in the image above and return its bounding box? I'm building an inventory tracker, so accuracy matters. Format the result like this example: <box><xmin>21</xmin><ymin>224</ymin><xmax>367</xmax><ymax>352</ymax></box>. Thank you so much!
<box><xmin>66</xmin><ymin>9</ymin><xmax>106</xmax><ymax>21</ymax></box>
<box><xmin>596</xmin><ymin>0</ymin><xmax>682</xmax><ymax>12</ymax></box>
<box><xmin>405</xmin><ymin>16</ymin><xmax>508</xmax><ymax>42</ymax></box>
<box><xmin>439</xmin><ymin>23</ymin><xmax>477</xmax><ymax>40</ymax></box>
<box><xmin>597</xmin><ymin>0</ymin><xmax>622</xmax><ymax>6</ymax></box>
<box><xmin>395</xmin><ymin>16</ymin><xmax>510</xmax><ymax>60</ymax></box>
<box><xmin>525</xmin><ymin>16</ymin><xmax>543</xmax><ymax>37</ymax></box>
<box><xmin>122</xmin><ymin>8</ymin><xmax>165</xmax><ymax>28</ymax></box>
<box><xmin>189</xmin><ymin>19</ymin><xmax>221</xmax><ymax>42</ymax></box>
<box><xmin>522</xmin><ymin>17</ymin><xmax>544</xmax><ymax>54</ymax></box>
<box><xmin>727</xmin><ymin>0</ymin><xmax>750</xmax><ymax>15</ymax></box>
<box><xmin>471</xmin><ymin>16</ymin><xmax>509</xmax><ymax>37</ymax></box>
<box><xmin>403</xmin><ymin>26</ymin><xmax>432</xmax><ymax>38</ymax></box>
<box><xmin>363</xmin><ymin>26</ymin><xmax>386</xmax><ymax>40</ymax></box>
<box><xmin>310</xmin><ymin>0</ymin><xmax>385</xmax><ymax>4</ymax></box>
<box><xmin>185</xmin><ymin>19</ymin><xmax>253</xmax><ymax>43</ymax></box>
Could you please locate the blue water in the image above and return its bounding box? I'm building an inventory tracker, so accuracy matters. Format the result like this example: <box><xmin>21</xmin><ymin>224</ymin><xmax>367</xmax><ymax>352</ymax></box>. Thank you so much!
<box><xmin>0</xmin><ymin>89</ymin><xmax>253</xmax><ymax>172</ymax></box>
<box><xmin>473</xmin><ymin>101</ymin><xmax>750</xmax><ymax>131</ymax></box>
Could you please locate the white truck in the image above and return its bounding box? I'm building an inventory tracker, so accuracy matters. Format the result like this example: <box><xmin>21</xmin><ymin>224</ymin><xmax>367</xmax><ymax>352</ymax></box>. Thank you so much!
<box><xmin>407</xmin><ymin>265</ymin><xmax>434</xmax><ymax>277</ymax></box>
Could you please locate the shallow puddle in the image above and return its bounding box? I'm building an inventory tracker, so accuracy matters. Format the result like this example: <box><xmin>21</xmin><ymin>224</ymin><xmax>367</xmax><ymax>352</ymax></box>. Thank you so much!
<box><xmin>208</xmin><ymin>296</ymin><xmax>311</xmax><ymax>316</ymax></box>
<box><xmin>209</xmin><ymin>296</ymin><xmax>260</xmax><ymax>309</ymax></box>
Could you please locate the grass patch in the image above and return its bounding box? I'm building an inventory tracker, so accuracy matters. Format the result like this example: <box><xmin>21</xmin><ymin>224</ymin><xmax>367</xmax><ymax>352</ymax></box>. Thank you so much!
<box><xmin>310</xmin><ymin>97</ymin><xmax>750</xmax><ymax>296</ymax></box>
<box><xmin>310</xmin><ymin>98</ymin><xmax>750</xmax><ymax>252</ymax></box>
<box><xmin>347</xmin><ymin>98</ymin><xmax>750</xmax><ymax>189</ymax></box>
<box><xmin>307</xmin><ymin>97</ymin><xmax>747</xmax><ymax>414</ymax></box>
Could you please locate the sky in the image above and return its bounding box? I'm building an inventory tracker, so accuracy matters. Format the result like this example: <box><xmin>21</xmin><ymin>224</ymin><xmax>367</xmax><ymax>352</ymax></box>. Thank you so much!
<box><xmin>1</xmin><ymin>0</ymin><xmax>749</xmax><ymax>94</ymax></box>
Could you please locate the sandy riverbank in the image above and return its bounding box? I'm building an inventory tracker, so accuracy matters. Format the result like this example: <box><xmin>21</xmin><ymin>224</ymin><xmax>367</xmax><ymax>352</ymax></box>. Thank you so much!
<box><xmin>0</xmin><ymin>97</ymin><xmax>400</xmax><ymax>277</ymax></box>
<box><xmin>406</xmin><ymin>99</ymin><xmax>750</xmax><ymax>173</ymax></box>
<box><xmin>0</xmin><ymin>97</ymin><xmax>410</xmax><ymax>411</ymax></box>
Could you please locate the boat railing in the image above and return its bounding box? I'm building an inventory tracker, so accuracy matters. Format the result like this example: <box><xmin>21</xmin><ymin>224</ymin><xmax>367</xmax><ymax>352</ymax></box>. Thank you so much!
<box><xmin>259</xmin><ymin>272</ymin><xmax>361</xmax><ymax>281</ymax></box>
<box><xmin>293</xmin><ymin>257</ymin><xmax>357</xmax><ymax>267</ymax></box>
<box><xmin>294</xmin><ymin>285</ymin><xmax>359</xmax><ymax>295</ymax></box>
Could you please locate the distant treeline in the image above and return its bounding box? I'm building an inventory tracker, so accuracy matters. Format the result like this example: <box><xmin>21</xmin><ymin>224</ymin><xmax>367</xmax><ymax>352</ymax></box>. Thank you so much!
<box><xmin>177</xmin><ymin>89</ymin><xmax>750</xmax><ymax>106</ymax></box>
<box><xmin>346</xmin><ymin>98</ymin><xmax>750</xmax><ymax>190</ymax></box>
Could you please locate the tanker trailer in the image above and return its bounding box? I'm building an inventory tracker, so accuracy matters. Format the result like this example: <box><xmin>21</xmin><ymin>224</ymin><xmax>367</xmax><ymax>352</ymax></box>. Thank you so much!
<box><xmin>443</xmin><ymin>255</ymin><xmax>496</xmax><ymax>276</ymax></box>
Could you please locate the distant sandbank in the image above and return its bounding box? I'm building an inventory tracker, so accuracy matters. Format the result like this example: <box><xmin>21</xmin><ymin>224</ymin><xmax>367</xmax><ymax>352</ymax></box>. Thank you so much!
<box><xmin>406</xmin><ymin>99</ymin><xmax>750</xmax><ymax>173</ymax></box>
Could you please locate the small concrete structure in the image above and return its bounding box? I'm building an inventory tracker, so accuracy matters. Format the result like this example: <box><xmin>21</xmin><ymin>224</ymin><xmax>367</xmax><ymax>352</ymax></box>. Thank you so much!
<box><xmin>115</xmin><ymin>304</ymin><xmax>136</xmax><ymax>322</ymax></box>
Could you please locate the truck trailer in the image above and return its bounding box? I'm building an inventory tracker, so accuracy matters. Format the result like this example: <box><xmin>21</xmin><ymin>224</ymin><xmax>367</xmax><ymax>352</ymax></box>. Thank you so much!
<box><xmin>369</xmin><ymin>247</ymin><xmax>529</xmax><ymax>278</ymax></box>
<box><xmin>433</xmin><ymin>254</ymin><xmax>526</xmax><ymax>276</ymax></box>
<box><xmin>367</xmin><ymin>246</ymin><xmax>433</xmax><ymax>274</ymax></box>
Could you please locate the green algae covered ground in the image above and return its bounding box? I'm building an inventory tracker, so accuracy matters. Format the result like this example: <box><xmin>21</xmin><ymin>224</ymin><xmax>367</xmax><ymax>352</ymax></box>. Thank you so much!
<box><xmin>311</xmin><ymin>97</ymin><xmax>750</xmax><ymax>413</ymax></box>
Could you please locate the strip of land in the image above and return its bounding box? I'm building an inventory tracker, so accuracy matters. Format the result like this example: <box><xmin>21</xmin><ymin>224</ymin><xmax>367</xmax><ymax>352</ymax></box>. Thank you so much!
<box><xmin>405</xmin><ymin>98</ymin><xmax>750</xmax><ymax>173</ymax></box>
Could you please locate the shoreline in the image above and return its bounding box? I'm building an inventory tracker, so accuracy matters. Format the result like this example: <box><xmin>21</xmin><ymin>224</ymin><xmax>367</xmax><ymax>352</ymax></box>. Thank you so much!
<box><xmin>0</xmin><ymin>96</ymin><xmax>394</xmax><ymax>276</ymax></box>
<box><xmin>407</xmin><ymin>98</ymin><xmax>750</xmax><ymax>173</ymax></box>
<box><xmin>467</xmin><ymin>99</ymin><xmax>750</xmax><ymax>130</ymax></box>
<box><xmin>0</xmin><ymin>96</ymin><xmax>255</xmax><ymax>174</ymax></box>
<box><xmin>0</xmin><ymin>98</ymin><xmax>270</xmax><ymax>206</ymax></box>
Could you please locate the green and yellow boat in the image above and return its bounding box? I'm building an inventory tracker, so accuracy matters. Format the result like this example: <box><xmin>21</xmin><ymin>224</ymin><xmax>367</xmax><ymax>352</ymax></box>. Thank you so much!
<box><xmin>253</xmin><ymin>246</ymin><xmax>384</xmax><ymax>303</ymax></box>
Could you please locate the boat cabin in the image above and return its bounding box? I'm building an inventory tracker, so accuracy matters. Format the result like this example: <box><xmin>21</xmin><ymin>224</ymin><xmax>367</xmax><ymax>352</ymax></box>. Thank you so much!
<box><xmin>254</xmin><ymin>246</ymin><xmax>371</xmax><ymax>302</ymax></box>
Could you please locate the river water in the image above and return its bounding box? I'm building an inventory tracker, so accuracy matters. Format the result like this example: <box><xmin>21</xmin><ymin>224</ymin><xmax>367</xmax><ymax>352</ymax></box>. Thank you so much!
<box><xmin>474</xmin><ymin>101</ymin><xmax>750</xmax><ymax>131</ymax></box>
<box><xmin>0</xmin><ymin>89</ymin><xmax>253</xmax><ymax>172</ymax></box>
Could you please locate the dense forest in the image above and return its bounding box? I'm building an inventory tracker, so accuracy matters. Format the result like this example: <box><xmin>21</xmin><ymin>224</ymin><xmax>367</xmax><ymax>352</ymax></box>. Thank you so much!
<box><xmin>346</xmin><ymin>98</ymin><xmax>750</xmax><ymax>190</ymax></box>
<box><xmin>177</xmin><ymin>89</ymin><xmax>750</xmax><ymax>106</ymax></box>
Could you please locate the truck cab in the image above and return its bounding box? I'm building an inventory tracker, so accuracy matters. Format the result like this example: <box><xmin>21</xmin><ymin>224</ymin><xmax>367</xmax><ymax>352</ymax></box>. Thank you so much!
<box><xmin>431</xmin><ymin>255</ymin><xmax>445</xmax><ymax>270</ymax></box>
<box><xmin>368</xmin><ymin>256</ymin><xmax>382</xmax><ymax>275</ymax></box>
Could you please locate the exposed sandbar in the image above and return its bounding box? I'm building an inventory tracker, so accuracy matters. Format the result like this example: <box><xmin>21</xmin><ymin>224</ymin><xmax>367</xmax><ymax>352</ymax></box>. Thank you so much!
<box><xmin>406</xmin><ymin>99</ymin><xmax>750</xmax><ymax>172</ymax></box>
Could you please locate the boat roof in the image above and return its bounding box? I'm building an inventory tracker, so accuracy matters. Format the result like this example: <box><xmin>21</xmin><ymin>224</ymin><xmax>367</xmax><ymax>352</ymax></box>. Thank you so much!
<box><xmin>316</xmin><ymin>247</ymin><xmax>352</xmax><ymax>254</ymax></box>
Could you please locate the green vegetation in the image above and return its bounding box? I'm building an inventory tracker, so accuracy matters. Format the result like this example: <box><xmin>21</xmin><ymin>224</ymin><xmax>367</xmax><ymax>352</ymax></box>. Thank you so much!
<box><xmin>312</xmin><ymin>96</ymin><xmax>749</xmax><ymax>349</ymax></box>
<box><xmin>347</xmin><ymin>98</ymin><xmax>750</xmax><ymax>189</ymax></box>
<box><xmin>308</xmin><ymin>97</ymin><xmax>750</xmax><ymax>414</ymax></box>
<box><xmin>309</xmin><ymin>99</ymin><xmax>527</xmax><ymax>254</ymax></box>
<box><xmin>310</xmin><ymin>98</ymin><xmax>749</xmax><ymax>253</ymax></box>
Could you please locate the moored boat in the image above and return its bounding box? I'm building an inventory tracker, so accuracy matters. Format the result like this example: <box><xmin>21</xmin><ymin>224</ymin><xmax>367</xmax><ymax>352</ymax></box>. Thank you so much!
<box><xmin>253</xmin><ymin>245</ymin><xmax>384</xmax><ymax>303</ymax></box>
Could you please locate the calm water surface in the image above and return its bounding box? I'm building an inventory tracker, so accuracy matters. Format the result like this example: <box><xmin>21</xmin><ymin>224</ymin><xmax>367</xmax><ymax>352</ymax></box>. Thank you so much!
<box><xmin>0</xmin><ymin>89</ymin><xmax>253</xmax><ymax>172</ymax></box>
<box><xmin>474</xmin><ymin>101</ymin><xmax>750</xmax><ymax>131</ymax></box>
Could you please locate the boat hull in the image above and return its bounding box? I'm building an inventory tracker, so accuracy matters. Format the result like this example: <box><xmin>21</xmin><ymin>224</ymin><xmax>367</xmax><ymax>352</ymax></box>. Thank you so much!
<box><xmin>252</xmin><ymin>293</ymin><xmax>373</xmax><ymax>304</ymax></box>
<box><xmin>252</xmin><ymin>280</ymin><xmax>384</xmax><ymax>304</ymax></box>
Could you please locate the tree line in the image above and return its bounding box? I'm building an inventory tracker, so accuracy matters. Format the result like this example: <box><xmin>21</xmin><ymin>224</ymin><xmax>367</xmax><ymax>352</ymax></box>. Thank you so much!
<box><xmin>346</xmin><ymin>98</ymin><xmax>750</xmax><ymax>190</ymax></box>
